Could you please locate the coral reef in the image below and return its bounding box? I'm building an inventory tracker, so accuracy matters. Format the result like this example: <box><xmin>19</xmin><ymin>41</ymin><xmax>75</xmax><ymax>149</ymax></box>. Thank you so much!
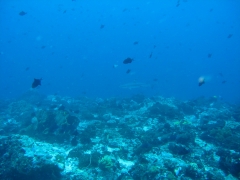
<box><xmin>0</xmin><ymin>94</ymin><xmax>240</xmax><ymax>179</ymax></box>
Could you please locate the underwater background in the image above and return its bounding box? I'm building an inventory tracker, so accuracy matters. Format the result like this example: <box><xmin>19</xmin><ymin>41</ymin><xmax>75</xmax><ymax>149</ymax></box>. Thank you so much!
<box><xmin>0</xmin><ymin>0</ymin><xmax>240</xmax><ymax>180</ymax></box>
<box><xmin>0</xmin><ymin>0</ymin><xmax>240</xmax><ymax>103</ymax></box>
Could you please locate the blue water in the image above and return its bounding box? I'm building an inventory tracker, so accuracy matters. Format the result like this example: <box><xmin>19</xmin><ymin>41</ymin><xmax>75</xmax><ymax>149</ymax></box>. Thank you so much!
<box><xmin>1</xmin><ymin>0</ymin><xmax>240</xmax><ymax>103</ymax></box>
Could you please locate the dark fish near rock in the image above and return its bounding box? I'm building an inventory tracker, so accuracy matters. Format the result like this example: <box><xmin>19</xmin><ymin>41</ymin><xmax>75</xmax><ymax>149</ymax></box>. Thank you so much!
<box><xmin>32</xmin><ymin>78</ymin><xmax>42</xmax><ymax>88</ymax></box>
<box><xmin>126</xmin><ymin>69</ymin><xmax>131</xmax><ymax>74</ymax></box>
<box><xmin>19</xmin><ymin>11</ymin><xmax>27</xmax><ymax>16</ymax></box>
<box><xmin>123</xmin><ymin>58</ymin><xmax>133</xmax><ymax>64</ymax></box>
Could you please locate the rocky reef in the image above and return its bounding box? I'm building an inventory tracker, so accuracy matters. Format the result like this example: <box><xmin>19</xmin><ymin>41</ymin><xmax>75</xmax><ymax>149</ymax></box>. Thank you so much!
<box><xmin>0</xmin><ymin>93</ymin><xmax>239</xmax><ymax>179</ymax></box>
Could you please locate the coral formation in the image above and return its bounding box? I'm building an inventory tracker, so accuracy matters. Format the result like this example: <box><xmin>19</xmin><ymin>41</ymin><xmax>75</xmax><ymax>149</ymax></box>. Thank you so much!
<box><xmin>0</xmin><ymin>95</ymin><xmax>240</xmax><ymax>179</ymax></box>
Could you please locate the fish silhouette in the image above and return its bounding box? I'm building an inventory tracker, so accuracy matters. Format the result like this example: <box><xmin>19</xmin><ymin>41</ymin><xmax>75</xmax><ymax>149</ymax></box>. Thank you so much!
<box><xmin>198</xmin><ymin>77</ymin><xmax>205</xmax><ymax>86</ymax></box>
<box><xmin>123</xmin><ymin>58</ymin><xmax>133</xmax><ymax>64</ymax></box>
<box><xmin>19</xmin><ymin>11</ymin><xmax>27</xmax><ymax>16</ymax></box>
<box><xmin>227</xmin><ymin>34</ymin><xmax>233</xmax><ymax>38</ymax></box>
<box><xmin>32</xmin><ymin>78</ymin><xmax>42</xmax><ymax>88</ymax></box>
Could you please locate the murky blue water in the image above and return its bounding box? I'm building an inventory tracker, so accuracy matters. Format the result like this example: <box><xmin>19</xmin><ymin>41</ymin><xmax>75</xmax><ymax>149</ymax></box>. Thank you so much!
<box><xmin>1</xmin><ymin>0</ymin><xmax>240</xmax><ymax>103</ymax></box>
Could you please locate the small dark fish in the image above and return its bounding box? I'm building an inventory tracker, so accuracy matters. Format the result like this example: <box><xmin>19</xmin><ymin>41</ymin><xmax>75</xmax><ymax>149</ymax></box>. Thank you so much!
<box><xmin>100</xmin><ymin>24</ymin><xmax>105</xmax><ymax>29</ymax></box>
<box><xmin>222</xmin><ymin>80</ymin><xmax>227</xmax><ymax>84</ymax></box>
<box><xmin>19</xmin><ymin>11</ymin><xmax>27</xmax><ymax>16</ymax></box>
<box><xmin>153</xmin><ymin>45</ymin><xmax>157</xmax><ymax>48</ymax></box>
<box><xmin>208</xmin><ymin>53</ymin><xmax>212</xmax><ymax>58</ymax></box>
<box><xmin>41</xmin><ymin>45</ymin><xmax>46</xmax><ymax>49</ymax></box>
<box><xmin>176</xmin><ymin>0</ymin><xmax>180</xmax><ymax>7</ymax></box>
<box><xmin>25</xmin><ymin>67</ymin><xmax>30</xmax><ymax>71</ymax></box>
<box><xmin>123</xmin><ymin>58</ymin><xmax>133</xmax><ymax>64</ymax></box>
<box><xmin>149</xmin><ymin>52</ymin><xmax>152</xmax><ymax>58</ymax></box>
<box><xmin>133</xmin><ymin>41</ymin><xmax>139</xmax><ymax>45</ymax></box>
<box><xmin>199</xmin><ymin>81</ymin><xmax>205</xmax><ymax>86</ymax></box>
<box><xmin>126</xmin><ymin>69</ymin><xmax>131</xmax><ymax>74</ymax></box>
<box><xmin>32</xmin><ymin>78</ymin><xmax>42</xmax><ymax>88</ymax></box>
<box><xmin>227</xmin><ymin>34</ymin><xmax>233</xmax><ymax>38</ymax></box>
<box><xmin>219</xmin><ymin>73</ymin><xmax>223</xmax><ymax>77</ymax></box>
<box><xmin>63</xmin><ymin>10</ymin><xmax>67</xmax><ymax>14</ymax></box>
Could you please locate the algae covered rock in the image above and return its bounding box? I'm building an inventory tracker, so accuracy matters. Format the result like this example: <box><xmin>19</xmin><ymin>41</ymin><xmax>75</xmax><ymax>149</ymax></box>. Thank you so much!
<box><xmin>0</xmin><ymin>135</ymin><xmax>65</xmax><ymax>180</ymax></box>
<box><xmin>99</xmin><ymin>155</ymin><xmax>114</xmax><ymax>170</ymax></box>
<box><xmin>147</xmin><ymin>102</ymin><xmax>182</xmax><ymax>119</ymax></box>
